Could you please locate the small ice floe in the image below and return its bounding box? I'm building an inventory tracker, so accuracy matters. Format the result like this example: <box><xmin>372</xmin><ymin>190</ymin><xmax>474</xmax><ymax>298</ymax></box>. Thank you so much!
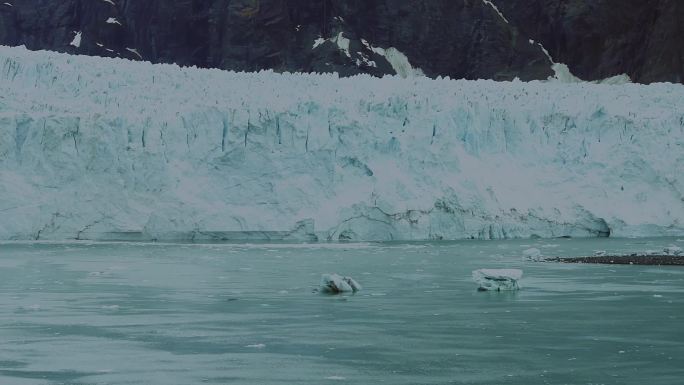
<box><xmin>472</xmin><ymin>269</ymin><xmax>523</xmax><ymax>291</ymax></box>
<box><xmin>88</xmin><ymin>270</ymin><xmax>111</xmax><ymax>277</ymax></box>
<box><xmin>522</xmin><ymin>248</ymin><xmax>543</xmax><ymax>262</ymax></box>
<box><xmin>663</xmin><ymin>245</ymin><xmax>682</xmax><ymax>256</ymax></box>
<box><xmin>319</xmin><ymin>274</ymin><xmax>362</xmax><ymax>294</ymax></box>
<box><xmin>245</xmin><ymin>344</ymin><xmax>266</xmax><ymax>349</ymax></box>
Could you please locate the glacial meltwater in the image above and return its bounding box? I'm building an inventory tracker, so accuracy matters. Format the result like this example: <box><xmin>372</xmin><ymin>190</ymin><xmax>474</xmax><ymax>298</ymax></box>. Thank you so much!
<box><xmin>1</xmin><ymin>238</ymin><xmax>683</xmax><ymax>385</ymax></box>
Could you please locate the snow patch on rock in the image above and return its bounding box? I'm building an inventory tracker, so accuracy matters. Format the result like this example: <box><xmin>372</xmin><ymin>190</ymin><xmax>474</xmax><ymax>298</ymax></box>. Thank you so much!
<box><xmin>361</xmin><ymin>39</ymin><xmax>423</xmax><ymax>78</ymax></box>
<box><xmin>70</xmin><ymin>31</ymin><xmax>82</xmax><ymax>48</ymax></box>
<box><xmin>532</xmin><ymin>40</ymin><xmax>632</xmax><ymax>84</ymax></box>
<box><xmin>313</xmin><ymin>32</ymin><xmax>351</xmax><ymax>58</ymax></box>
<box><xmin>481</xmin><ymin>0</ymin><xmax>509</xmax><ymax>24</ymax></box>
<box><xmin>125</xmin><ymin>47</ymin><xmax>142</xmax><ymax>59</ymax></box>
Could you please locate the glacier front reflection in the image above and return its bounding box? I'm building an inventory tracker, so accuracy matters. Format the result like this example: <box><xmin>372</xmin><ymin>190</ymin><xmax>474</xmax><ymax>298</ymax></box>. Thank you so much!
<box><xmin>1</xmin><ymin>238</ymin><xmax>683</xmax><ymax>385</ymax></box>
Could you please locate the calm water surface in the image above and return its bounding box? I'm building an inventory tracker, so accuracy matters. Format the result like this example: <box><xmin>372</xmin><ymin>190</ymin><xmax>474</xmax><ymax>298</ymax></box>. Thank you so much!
<box><xmin>0</xmin><ymin>238</ymin><xmax>683</xmax><ymax>385</ymax></box>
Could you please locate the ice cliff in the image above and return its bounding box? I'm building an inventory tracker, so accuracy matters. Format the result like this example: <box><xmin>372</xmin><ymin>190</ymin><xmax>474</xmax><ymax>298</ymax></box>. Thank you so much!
<box><xmin>0</xmin><ymin>46</ymin><xmax>683</xmax><ymax>241</ymax></box>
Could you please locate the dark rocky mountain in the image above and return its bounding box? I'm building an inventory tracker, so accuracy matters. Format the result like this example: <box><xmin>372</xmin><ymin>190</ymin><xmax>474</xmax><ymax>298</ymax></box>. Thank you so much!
<box><xmin>0</xmin><ymin>0</ymin><xmax>681</xmax><ymax>83</ymax></box>
<box><xmin>491</xmin><ymin>0</ymin><xmax>684</xmax><ymax>83</ymax></box>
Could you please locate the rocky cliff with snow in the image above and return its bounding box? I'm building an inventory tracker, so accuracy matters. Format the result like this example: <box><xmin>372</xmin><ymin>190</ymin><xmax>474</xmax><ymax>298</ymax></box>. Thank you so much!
<box><xmin>0</xmin><ymin>0</ymin><xmax>682</xmax><ymax>83</ymax></box>
<box><xmin>0</xmin><ymin>46</ymin><xmax>682</xmax><ymax>241</ymax></box>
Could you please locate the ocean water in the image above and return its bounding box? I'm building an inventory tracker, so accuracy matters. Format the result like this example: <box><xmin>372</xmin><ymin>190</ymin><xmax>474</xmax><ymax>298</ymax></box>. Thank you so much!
<box><xmin>0</xmin><ymin>238</ymin><xmax>683</xmax><ymax>385</ymax></box>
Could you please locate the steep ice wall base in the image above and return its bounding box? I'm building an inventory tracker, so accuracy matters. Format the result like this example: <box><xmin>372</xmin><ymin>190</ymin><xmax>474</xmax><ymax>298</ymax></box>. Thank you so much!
<box><xmin>0</xmin><ymin>46</ymin><xmax>682</xmax><ymax>241</ymax></box>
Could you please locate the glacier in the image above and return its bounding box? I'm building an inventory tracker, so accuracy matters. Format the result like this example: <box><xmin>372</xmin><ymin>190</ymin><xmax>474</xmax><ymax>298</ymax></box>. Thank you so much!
<box><xmin>0</xmin><ymin>46</ymin><xmax>683</xmax><ymax>241</ymax></box>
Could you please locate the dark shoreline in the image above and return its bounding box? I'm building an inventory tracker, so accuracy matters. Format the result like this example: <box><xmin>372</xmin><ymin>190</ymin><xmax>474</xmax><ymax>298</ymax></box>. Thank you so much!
<box><xmin>551</xmin><ymin>255</ymin><xmax>684</xmax><ymax>266</ymax></box>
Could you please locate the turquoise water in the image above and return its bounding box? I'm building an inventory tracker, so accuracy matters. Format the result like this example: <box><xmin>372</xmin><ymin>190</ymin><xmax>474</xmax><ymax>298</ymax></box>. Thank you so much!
<box><xmin>0</xmin><ymin>238</ymin><xmax>683</xmax><ymax>385</ymax></box>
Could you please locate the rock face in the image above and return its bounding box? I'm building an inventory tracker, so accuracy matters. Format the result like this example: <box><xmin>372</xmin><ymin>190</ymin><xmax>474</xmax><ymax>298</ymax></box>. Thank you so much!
<box><xmin>490</xmin><ymin>0</ymin><xmax>684</xmax><ymax>84</ymax></box>
<box><xmin>1</xmin><ymin>0</ymin><xmax>680</xmax><ymax>83</ymax></box>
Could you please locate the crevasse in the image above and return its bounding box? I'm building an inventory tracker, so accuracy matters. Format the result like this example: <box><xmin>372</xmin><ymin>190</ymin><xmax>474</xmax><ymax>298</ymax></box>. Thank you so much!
<box><xmin>0</xmin><ymin>46</ymin><xmax>682</xmax><ymax>241</ymax></box>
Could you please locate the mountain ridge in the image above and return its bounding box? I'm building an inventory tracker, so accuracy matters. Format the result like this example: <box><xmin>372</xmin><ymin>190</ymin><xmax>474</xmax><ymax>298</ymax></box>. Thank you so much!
<box><xmin>1</xmin><ymin>0</ymin><xmax>681</xmax><ymax>83</ymax></box>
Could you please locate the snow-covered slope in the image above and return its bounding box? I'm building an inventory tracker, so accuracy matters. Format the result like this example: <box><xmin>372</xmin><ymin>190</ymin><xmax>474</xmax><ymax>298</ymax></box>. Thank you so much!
<box><xmin>0</xmin><ymin>46</ymin><xmax>682</xmax><ymax>241</ymax></box>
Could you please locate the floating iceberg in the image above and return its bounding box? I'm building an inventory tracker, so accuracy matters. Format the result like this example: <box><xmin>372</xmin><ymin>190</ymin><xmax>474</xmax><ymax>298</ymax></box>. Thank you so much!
<box><xmin>320</xmin><ymin>274</ymin><xmax>362</xmax><ymax>294</ymax></box>
<box><xmin>522</xmin><ymin>248</ymin><xmax>543</xmax><ymax>262</ymax></box>
<box><xmin>472</xmin><ymin>269</ymin><xmax>523</xmax><ymax>291</ymax></box>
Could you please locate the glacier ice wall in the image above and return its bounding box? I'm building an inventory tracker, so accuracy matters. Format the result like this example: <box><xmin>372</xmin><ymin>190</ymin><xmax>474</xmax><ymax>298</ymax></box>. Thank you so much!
<box><xmin>0</xmin><ymin>46</ymin><xmax>683</xmax><ymax>241</ymax></box>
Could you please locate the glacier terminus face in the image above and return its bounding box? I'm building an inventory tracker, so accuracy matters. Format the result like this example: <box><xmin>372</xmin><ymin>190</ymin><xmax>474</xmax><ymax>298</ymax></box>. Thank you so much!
<box><xmin>0</xmin><ymin>46</ymin><xmax>683</xmax><ymax>241</ymax></box>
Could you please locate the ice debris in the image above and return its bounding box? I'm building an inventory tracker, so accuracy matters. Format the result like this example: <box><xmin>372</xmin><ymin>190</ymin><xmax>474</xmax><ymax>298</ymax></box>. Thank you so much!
<box><xmin>472</xmin><ymin>269</ymin><xmax>523</xmax><ymax>291</ymax></box>
<box><xmin>663</xmin><ymin>245</ymin><xmax>682</xmax><ymax>256</ymax></box>
<box><xmin>245</xmin><ymin>344</ymin><xmax>266</xmax><ymax>349</ymax></box>
<box><xmin>320</xmin><ymin>274</ymin><xmax>362</xmax><ymax>294</ymax></box>
<box><xmin>522</xmin><ymin>248</ymin><xmax>543</xmax><ymax>261</ymax></box>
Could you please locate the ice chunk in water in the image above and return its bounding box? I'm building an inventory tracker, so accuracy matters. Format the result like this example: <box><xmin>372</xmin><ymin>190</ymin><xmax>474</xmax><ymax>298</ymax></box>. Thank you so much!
<box><xmin>663</xmin><ymin>245</ymin><xmax>682</xmax><ymax>256</ymax></box>
<box><xmin>522</xmin><ymin>248</ymin><xmax>543</xmax><ymax>261</ymax></box>
<box><xmin>320</xmin><ymin>274</ymin><xmax>362</xmax><ymax>294</ymax></box>
<box><xmin>472</xmin><ymin>269</ymin><xmax>523</xmax><ymax>291</ymax></box>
